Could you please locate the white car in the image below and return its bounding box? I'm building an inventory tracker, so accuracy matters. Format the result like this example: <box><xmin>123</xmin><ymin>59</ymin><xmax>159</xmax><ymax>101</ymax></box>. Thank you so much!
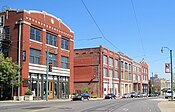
<box><xmin>165</xmin><ymin>90</ymin><xmax>175</xmax><ymax>99</ymax></box>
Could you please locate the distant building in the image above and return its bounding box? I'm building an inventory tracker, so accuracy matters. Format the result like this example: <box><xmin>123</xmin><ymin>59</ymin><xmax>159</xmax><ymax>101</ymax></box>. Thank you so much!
<box><xmin>74</xmin><ymin>46</ymin><xmax>149</xmax><ymax>98</ymax></box>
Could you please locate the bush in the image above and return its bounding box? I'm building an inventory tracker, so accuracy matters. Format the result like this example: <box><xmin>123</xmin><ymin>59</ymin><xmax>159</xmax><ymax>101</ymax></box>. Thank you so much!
<box><xmin>25</xmin><ymin>89</ymin><xmax>33</xmax><ymax>95</ymax></box>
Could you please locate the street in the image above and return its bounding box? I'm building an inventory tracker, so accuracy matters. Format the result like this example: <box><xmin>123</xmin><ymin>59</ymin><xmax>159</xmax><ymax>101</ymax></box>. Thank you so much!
<box><xmin>0</xmin><ymin>97</ymin><xmax>163</xmax><ymax>112</ymax></box>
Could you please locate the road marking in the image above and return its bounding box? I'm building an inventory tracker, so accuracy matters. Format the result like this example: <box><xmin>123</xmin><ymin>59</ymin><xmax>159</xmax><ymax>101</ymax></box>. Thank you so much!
<box><xmin>30</xmin><ymin>106</ymin><xmax>60</xmax><ymax>112</ymax></box>
<box><xmin>122</xmin><ymin>108</ymin><xmax>128</xmax><ymax>111</ymax></box>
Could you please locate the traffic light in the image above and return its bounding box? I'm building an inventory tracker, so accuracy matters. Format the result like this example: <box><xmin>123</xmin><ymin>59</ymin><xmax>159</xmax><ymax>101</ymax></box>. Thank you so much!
<box><xmin>165</xmin><ymin>63</ymin><xmax>170</xmax><ymax>73</ymax></box>
<box><xmin>49</xmin><ymin>62</ymin><xmax>52</xmax><ymax>72</ymax></box>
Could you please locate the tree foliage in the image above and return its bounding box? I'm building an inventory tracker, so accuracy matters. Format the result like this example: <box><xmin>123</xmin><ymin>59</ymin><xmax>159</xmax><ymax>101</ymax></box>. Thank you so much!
<box><xmin>0</xmin><ymin>53</ymin><xmax>19</xmax><ymax>100</ymax></box>
<box><xmin>0</xmin><ymin>53</ymin><xmax>19</xmax><ymax>86</ymax></box>
<box><xmin>81</xmin><ymin>87</ymin><xmax>90</xmax><ymax>93</ymax></box>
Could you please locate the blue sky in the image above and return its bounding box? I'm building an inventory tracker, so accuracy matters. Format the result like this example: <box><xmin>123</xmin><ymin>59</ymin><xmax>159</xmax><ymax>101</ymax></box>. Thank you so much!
<box><xmin>1</xmin><ymin>0</ymin><xmax>175</xmax><ymax>80</ymax></box>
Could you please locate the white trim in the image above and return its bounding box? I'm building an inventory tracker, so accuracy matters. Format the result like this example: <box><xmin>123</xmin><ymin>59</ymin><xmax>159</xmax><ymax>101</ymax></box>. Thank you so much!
<box><xmin>70</xmin><ymin>39</ymin><xmax>74</xmax><ymax>42</ymax></box>
<box><xmin>29</xmin><ymin>63</ymin><xmax>70</xmax><ymax>77</ymax></box>
<box><xmin>61</xmin><ymin>48</ymin><xmax>70</xmax><ymax>52</ymax></box>
<box><xmin>30</xmin><ymin>39</ymin><xmax>42</xmax><ymax>44</ymax></box>
<box><xmin>21</xmin><ymin>21</ymin><xmax>31</xmax><ymax>26</ymax></box>
<box><xmin>46</xmin><ymin>44</ymin><xmax>58</xmax><ymax>49</ymax></box>
<box><xmin>25</xmin><ymin>10</ymin><xmax>74</xmax><ymax>33</ymax></box>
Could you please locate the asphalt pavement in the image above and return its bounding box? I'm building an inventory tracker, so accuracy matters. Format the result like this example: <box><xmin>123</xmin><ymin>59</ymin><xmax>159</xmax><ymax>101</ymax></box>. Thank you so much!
<box><xmin>1</xmin><ymin>97</ymin><xmax>175</xmax><ymax>112</ymax></box>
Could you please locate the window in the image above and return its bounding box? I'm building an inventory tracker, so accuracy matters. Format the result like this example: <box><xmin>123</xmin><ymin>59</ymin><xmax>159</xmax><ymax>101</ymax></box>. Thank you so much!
<box><xmin>30</xmin><ymin>27</ymin><xmax>41</xmax><ymax>41</ymax></box>
<box><xmin>129</xmin><ymin>73</ymin><xmax>132</xmax><ymax>80</ymax></box>
<box><xmin>115</xmin><ymin>59</ymin><xmax>118</xmax><ymax>68</ymax></box>
<box><xmin>138</xmin><ymin>75</ymin><xmax>140</xmax><ymax>81</ymax></box>
<box><xmin>121</xmin><ymin>71</ymin><xmax>124</xmax><ymax>79</ymax></box>
<box><xmin>121</xmin><ymin>61</ymin><xmax>123</xmax><ymax>68</ymax></box>
<box><xmin>61</xmin><ymin>56</ymin><xmax>69</xmax><ymax>69</ymax></box>
<box><xmin>103</xmin><ymin>55</ymin><xmax>107</xmax><ymax>64</ymax></box>
<box><xmin>61</xmin><ymin>38</ymin><xmax>69</xmax><ymax>50</ymax></box>
<box><xmin>103</xmin><ymin>68</ymin><xmax>108</xmax><ymax>77</ymax></box>
<box><xmin>30</xmin><ymin>48</ymin><xmax>41</xmax><ymax>64</ymax></box>
<box><xmin>46</xmin><ymin>53</ymin><xmax>57</xmax><ymax>67</ymax></box>
<box><xmin>133</xmin><ymin>74</ymin><xmax>136</xmax><ymax>80</ymax></box>
<box><xmin>0</xmin><ymin>16</ymin><xmax>3</xmax><ymax>26</ymax></box>
<box><xmin>114</xmin><ymin>71</ymin><xmax>118</xmax><ymax>78</ymax></box>
<box><xmin>109</xmin><ymin>69</ymin><xmax>113</xmax><ymax>78</ymax></box>
<box><xmin>125</xmin><ymin>62</ymin><xmax>128</xmax><ymax>69</ymax></box>
<box><xmin>129</xmin><ymin>64</ymin><xmax>131</xmax><ymax>71</ymax></box>
<box><xmin>109</xmin><ymin>57</ymin><xmax>113</xmax><ymax>66</ymax></box>
<box><xmin>4</xmin><ymin>26</ymin><xmax>10</xmax><ymax>39</ymax></box>
<box><xmin>46</xmin><ymin>33</ymin><xmax>57</xmax><ymax>46</ymax></box>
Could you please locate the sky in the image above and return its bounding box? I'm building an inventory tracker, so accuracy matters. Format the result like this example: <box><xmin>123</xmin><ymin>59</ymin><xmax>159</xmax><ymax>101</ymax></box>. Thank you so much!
<box><xmin>0</xmin><ymin>0</ymin><xmax>175</xmax><ymax>80</ymax></box>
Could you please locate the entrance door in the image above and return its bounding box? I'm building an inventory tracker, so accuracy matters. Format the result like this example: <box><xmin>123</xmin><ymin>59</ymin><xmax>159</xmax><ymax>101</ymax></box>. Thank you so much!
<box><xmin>48</xmin><ymin>81</ymin><xmax>54</xmax><ymax>99</ymax></box>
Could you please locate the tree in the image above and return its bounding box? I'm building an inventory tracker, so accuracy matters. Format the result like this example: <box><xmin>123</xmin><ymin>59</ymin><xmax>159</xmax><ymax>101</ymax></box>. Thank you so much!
<box><xmin>0</xmin><ymin>53</ymin><xmax>19</xmax><ymax>100</ymax></box>
<box><xmin>81</xmin><ymin>87</ymin><xmax>90</xmax><ymax>93</ymax></box>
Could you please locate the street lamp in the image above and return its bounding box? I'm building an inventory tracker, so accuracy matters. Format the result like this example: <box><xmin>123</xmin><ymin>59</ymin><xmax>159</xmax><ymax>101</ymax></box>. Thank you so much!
<box><xmin>161</xmin><ymin>47</ymin><xmax>173</xmax><ymax>100</ymax></box>
<box><xmin>17</xmin><ymin>18</ymin><xmax>22</xmax><ymax>101</ymax></box>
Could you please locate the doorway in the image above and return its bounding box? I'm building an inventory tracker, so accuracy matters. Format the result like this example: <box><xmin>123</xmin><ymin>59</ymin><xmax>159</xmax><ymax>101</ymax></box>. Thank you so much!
<box><xmin>48</xmin><ymin>81</ymin><xmax>54</xmax><ymax>99</ymax></box>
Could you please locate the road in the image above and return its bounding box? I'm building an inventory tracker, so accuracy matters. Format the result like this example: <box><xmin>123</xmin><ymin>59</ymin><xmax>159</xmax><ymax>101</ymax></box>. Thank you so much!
<box><xmin>0</xmin><ymin>97</ymin><xmax>163</xmax><ymax>112</ymax></box>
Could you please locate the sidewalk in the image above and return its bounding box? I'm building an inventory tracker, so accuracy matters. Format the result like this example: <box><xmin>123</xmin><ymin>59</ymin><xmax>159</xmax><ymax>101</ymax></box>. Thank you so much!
<box><xmin>158</xmin><ymin>100</ymin><xmax>175</xmax><ymax>112</ymax></box>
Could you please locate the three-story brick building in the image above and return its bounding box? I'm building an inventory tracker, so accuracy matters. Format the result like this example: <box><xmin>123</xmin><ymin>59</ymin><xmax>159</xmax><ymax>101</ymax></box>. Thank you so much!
<box><xmin>0</xmin><ymin>8</ymin><xmax>74</xmax><ymax>100</ymax></box>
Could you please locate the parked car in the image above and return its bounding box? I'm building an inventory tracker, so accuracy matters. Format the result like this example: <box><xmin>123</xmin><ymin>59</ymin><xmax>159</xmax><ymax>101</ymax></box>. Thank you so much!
<box><xmin>165</xmin><ymin>90</ymin><xmax>175</xmax><ymax>99</ymax></box>
<box><xmin>130</xmin><ymin>91</ymin><xmax>137</xmax><ymax>98</ymax></box>
<box><xmin>72</xmin><ymin>93</ymin><xmax>90</xmax><ymax>101</ymax></box>
<box><xmin>142</xmin><ymin>92</ymin><xmax>148</xmax><ymax>97</ymax></box>
<box><xmin>104</xmin><ymin>93</ymin><xmax>116</xmax><ymax>99</ymax></box>
<box><xmin>122</xmin><ymin>93</ymin><xmax>131</xmax><ymax>98</ymax></box>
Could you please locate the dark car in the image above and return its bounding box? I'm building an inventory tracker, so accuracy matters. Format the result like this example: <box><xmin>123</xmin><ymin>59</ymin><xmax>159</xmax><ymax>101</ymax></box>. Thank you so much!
<box><xmin>72</xmin><ymin>93</ymin><xmax>90</xmax><ymax>101</ymax></box>
<box><xmin>105</xmin><ymin>93</ymin><xmax>116</xmax><ymax>99</ymax></box>
<box><xmin>130</xmin><ymin>91</ymin><xmax>137</xmax><ymax>98</ymax></box>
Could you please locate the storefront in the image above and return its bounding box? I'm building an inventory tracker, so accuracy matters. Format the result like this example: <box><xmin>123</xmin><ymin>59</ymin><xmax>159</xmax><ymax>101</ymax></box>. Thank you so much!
<box><xmin>28</xmin><ymin>73</ymin><xmax>69</xmax><ymax>100</ymax></box>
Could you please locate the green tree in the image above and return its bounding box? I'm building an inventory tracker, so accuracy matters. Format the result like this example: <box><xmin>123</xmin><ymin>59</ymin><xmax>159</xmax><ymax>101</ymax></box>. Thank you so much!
<box><xmin>81</xmin><ymin>87</ymin><xmax>90</xmax><ymax>93</ymax></box>
<box><xmin>0</xmin><ymin>53</ymin><xmax>19</xmax><ymax>100</ymax></box>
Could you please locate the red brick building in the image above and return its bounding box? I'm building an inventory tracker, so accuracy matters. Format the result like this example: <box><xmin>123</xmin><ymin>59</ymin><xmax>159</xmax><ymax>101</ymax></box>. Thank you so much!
<box><xmin>74</xmin><ymin>46</ymin><xmax>149</xmax><ymax>98</ymax></box>
<box><xmin>0</xmin><ymin>9</ymin><xmax>74</xmax><ymax>100</ymax></box>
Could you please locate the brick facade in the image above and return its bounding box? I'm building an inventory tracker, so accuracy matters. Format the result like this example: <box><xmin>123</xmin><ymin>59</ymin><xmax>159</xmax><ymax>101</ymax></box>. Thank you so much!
<box><xmin>0</xmin><ymin>9</ymin><xmax>74</xmax><ymax>100</ymax></box>
<box><xmin>74</xmin><ymin>46</ymin><xmax>149</xmax><ymax>98</ymax></box>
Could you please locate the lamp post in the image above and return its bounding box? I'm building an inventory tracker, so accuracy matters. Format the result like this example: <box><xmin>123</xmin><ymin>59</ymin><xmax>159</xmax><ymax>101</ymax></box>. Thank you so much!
<box><xmin>46</xmin><ymin>49</ymin><xmax>49</xmax><ymax>101</ymax></box>
<box><xmin>17</xmin><ymin>18</ymin><xmax>22</xmax><ymax>100</ymax></box>
<box><xmin>161</xmin><ymin>47</ymin><xmax>173</xmax><ymax>100</ymax></box>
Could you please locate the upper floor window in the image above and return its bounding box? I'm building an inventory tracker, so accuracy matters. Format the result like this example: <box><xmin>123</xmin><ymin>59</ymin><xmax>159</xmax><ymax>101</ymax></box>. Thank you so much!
<box><xmin>121</xmin><ymin>71</ymin><xmax>124</xmax><ymax>79</ymax></box>
<box><xmin>103</xmin><ymin>55</ymin><xmax>107</xmax><ymax>64</ymax></box>
<box><xmin>121</xmin><ymin>61</ymin><xmax>124</xmax><ymax>68</ymax></box>
<box><xmin>115</xmin><ymin>59</ymin><xmax>118</xmax><ymax>68</ymax></box>
<box><xmin>30</xmin><ymin>48</ymin><xmax>41</xmax><ymax>64</ymax></box>
<box><xmin>125</xmin><ymin>62</ymin><xmax>128</xmax><ymax>69</ymax></box>
<box><xmin>103</xmin><ymin>68</ymin><xmax>108</xmax><ymax>77</ymax></box>
<box><xmin>109</xmin><ymin>57</ymin><xmax>113</xmax><ymax>66</ymax></box>
<box><xmin>114</xmin><ymin>71</ymin><xmax>118</xmax><ymax>78</ymax></box>
<box><xmin>129</xmin><ymin>64</ymin><xmax>131</xmax><ymax>70</ymax></box>
<box><xmin>46</xmin><ymin>33</ymin><xmax>57</xmax><ymax>46</ymax></box>
<box><xmin>46</xmin><ymin>53</ymin><xmax>57</xmax><ymax>67</ymax></box>
<box><xmin>61</xmin><ymin>56</ymin><xmax>69</xmax><ymax>69</ymax></box>
<box><xmin>109</xmin><ymin>69</ymin><xmax>113</xmax><ymax>78</ymax></box>
<box><xmin>129</xmin><ymin>73</ymin><xmax>132</xmax><ymax>80</ymax></box>
<box><xmin>61</xmin><ymin>38</ymin><xmax>69</xmax><ymax>50</ymax></box>
<box><xmin>3</xmin><ymin>26</ymin><xmax>10</xmax><ymax>39</ymax></box>
<box><xmin>30</xmin><ymin>27</ymin><xmax>41</xmax><ymax>42</ymax></box>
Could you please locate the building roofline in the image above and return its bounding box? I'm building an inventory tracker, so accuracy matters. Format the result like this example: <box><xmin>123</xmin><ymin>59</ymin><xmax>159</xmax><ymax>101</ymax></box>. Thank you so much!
<box><xmin>1</xmin><ymin>8</ymin><xmax>74</xmax><ymax>33</ymax></box>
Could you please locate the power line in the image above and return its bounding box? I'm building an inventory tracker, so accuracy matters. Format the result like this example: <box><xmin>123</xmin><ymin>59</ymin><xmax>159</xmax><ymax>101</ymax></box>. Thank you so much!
<box><xmin>76</xmin><ymin>36</ymin><xmax>102</xmax><ymax>41</ymax></box>
<box><xmin>130</xmin><ymin>0</ymin><xmax>146</xmax><ymax>57</ymax></box>
<box><xmin>81</xmin><ymin>0</ymin><xmax>121</xmax><ymax>52</ymax></box>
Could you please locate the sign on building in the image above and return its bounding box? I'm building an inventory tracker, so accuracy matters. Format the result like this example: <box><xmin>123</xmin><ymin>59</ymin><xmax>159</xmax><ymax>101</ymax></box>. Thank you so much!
<box><xmin>165</xmin><ymin>63</ymin><xmax>171</xmax><ymax>73</ymax></box>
